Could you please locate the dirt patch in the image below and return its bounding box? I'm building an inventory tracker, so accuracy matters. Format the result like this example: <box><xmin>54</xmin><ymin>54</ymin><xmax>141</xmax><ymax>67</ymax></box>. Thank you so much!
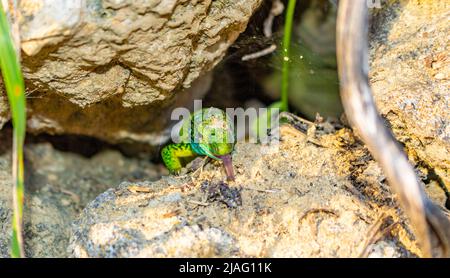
<box><xmin>69</xmin><ymin>124</ymin><xmax>445</xmax><ymax>257</ymax></box>
<box><xmin>0</xmin><ymin>140</ymin><xmax>163</xmax><ymax>257</ymax></box>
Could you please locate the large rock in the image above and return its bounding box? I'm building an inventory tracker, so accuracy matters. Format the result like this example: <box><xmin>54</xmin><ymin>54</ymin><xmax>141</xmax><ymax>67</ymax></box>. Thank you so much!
<box><xmin>0</xmin><ymin>0</ymin><xmax>262</xmax><ymax>144</ymax></box>
<box><xmin>369</xmin><ymin>0</ymin><xmax>450</xmax><ymax>189</ymax></box>
<box><xmin>0</xmin><ymin>136</ymin><xmax>162</xmax><ymax>257</ymax></box>
<box><xmin>69</xmin><ymin>124</ymin><xmax>445</xmax><ymax>257</ymax></box>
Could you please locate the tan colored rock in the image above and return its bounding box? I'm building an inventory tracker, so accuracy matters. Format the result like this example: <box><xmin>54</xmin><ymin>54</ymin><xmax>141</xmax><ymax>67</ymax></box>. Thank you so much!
<box><xmin>0</xmin><ymin>0</ymin><xmax>262</xmax><ymax>144</ymax></box>
<box><xmin>369</xmin><ymin>0</ymin><xmax>450</xmax><ymax>189</ymax></box>
<box><xmin>0</xmin><ymin>140</ymin><xmax>163</xmax><ymax>257</ymax></box>
<box><xmin>69</xmin><ymin>125</ymin><xmax>434</xmax><ymax>258</ymax></box>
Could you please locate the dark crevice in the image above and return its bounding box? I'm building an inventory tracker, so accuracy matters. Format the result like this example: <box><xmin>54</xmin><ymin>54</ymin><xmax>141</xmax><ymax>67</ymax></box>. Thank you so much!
<box><xmin>28</xmin><ymin>132</ymin><xmax>115</xmax><ymax>158</ymax></box>
<box><xmin>421</xmin><ymin>162</ymin><xmax>450</xmax><ymax>210</ymax></box>
<box><xmin>0</xmin><ymin>124</ymin><xmax>151</xmax><ymax>159</ymax></box>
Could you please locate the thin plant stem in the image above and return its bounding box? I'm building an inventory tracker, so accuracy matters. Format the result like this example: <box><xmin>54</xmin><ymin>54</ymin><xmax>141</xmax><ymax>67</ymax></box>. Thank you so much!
<box><xmin>281</xmin><ymin>0</ymin><xmax>297</xmax><ymax>112</ymax></box>
<box><xmin>0</xmin><ymin>1</ymin><xmax>27</xmax><ymax>258</ymax></box>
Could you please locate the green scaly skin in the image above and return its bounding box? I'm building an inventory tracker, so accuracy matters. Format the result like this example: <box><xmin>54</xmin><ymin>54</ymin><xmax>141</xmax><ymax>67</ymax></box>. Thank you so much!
<box><xmin>161</xmin><ymin>108</ymin><xmax>236</xmax><ymax>180</ymax></box>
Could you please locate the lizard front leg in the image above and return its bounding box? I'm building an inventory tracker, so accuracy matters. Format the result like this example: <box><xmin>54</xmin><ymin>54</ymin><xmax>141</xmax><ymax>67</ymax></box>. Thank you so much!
<box><xmin>161</xmin><ymin>143</ymin><xmax>197</xmax><ymax>174</ymax></box>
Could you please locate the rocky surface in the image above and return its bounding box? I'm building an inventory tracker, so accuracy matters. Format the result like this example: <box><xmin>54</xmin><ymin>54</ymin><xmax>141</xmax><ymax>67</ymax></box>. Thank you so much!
<box><xmin>69</xmin><ymin>124</ymin><xmax>447</xmax><ymax>258</ymax></box>
<box><xmin>0</xmin><ymin>0</ymin><xmax>262</xmax><ymax>145</ymax></box>
<box><xmin>0</xmin><ymin>0</ymin><xmax>448</xmax><ymax>258</ymax></box>
<box><xmin>0</xmin><ymin>136</ymin><xmax>163</xmax><ymax>257</ymax></box>
<box><xmin>369</xmin><ymin>0</ymin><xmax>450</xmax><ymax>190</ymax></box>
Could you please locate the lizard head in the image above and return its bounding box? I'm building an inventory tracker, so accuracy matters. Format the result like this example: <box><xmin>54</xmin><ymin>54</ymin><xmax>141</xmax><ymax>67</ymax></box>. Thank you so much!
<box><xmin>191</xmin><ymin>108</ymin><xmax>236</xmax><ymax>180</ymax></box>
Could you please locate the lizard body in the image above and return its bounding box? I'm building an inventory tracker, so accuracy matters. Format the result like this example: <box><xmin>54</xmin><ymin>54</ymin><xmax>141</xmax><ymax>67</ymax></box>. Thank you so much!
<box><xmin>161</xmin><ymin>108</ymin><xmax>235</xmax><ymax>180</ymax></box>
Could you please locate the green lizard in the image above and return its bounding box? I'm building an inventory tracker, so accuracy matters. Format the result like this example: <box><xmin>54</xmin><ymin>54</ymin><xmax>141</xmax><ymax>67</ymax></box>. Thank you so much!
<box><xmin>161</xmin><ymin>107</ymin><xmax>235</xmax><ymax>181</ymax></box>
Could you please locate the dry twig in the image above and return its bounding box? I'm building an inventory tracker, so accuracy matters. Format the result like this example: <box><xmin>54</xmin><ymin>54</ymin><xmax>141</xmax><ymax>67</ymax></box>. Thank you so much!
<box><xmin>241</xmin><ymin>0</ymin><xmax>283</xmax><ymax>62</ymax></box>
<box><xmin>263</xmin><ymin>0</ymin><xmax>284</xmax><ymax>38</ymax></box>
<box><xmin>241</xmin><ymin>44</ymin><xmax>277</xmax><ymax>61</ymax></box>
<box><xmin>336</xmin><ymin>0</ymin><xmax>450</xmax><ymax>257</ymax></box>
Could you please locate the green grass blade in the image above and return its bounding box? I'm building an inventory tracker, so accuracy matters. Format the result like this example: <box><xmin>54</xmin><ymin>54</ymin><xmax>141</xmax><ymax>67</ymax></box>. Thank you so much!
<box><xmin>281</xmin><ymin>0</ymin><xmax>297</xmax><ymax>112</ymax></box>
<box><xmin>252</xmin><ymin>0</ymin><xmax>298</xmax><ymax>138</ymax></box>
<box><xmin>0</xmin><ymin>2</ymin><xmax>27</xmax><ymax>258</ymax></box>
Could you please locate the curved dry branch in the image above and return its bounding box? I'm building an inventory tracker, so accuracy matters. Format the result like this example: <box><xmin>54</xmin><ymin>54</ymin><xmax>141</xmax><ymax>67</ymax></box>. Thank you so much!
<box><xmin>336</xmin><ymin>0</ymin><xmax>450</xmax><ymax>257</ymax></box>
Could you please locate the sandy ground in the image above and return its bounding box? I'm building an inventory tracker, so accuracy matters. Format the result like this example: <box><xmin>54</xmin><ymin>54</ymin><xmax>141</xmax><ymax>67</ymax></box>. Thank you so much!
<box><xmin>68</xmin><ymin>121</ymin><xmax>447</xmax><ymax>257</ymax></box>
